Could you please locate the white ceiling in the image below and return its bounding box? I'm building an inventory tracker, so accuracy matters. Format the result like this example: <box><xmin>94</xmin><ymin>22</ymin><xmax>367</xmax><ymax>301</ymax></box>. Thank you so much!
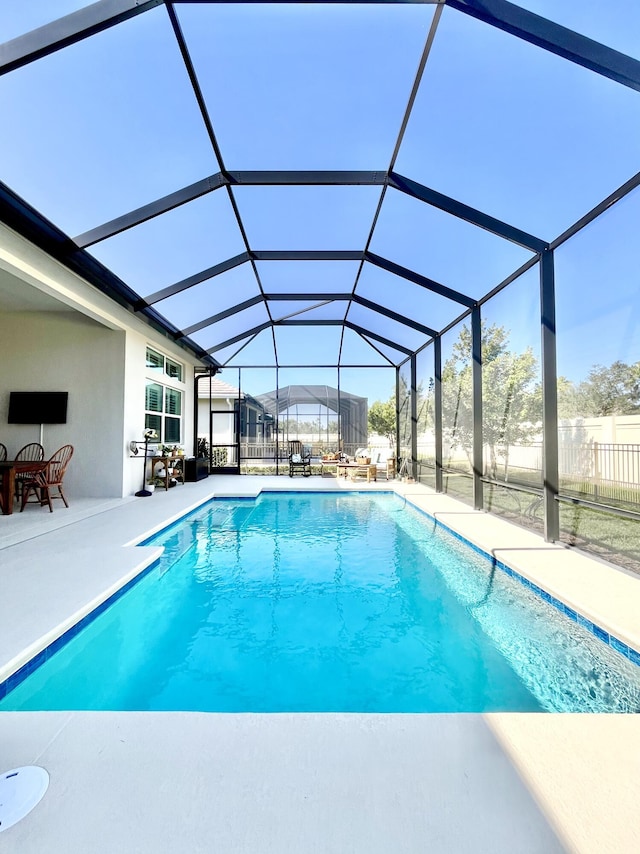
<box><xmin>0</xmin><ymin>266</ymin><xmax>73</xmax><ymax>312</ymax></box>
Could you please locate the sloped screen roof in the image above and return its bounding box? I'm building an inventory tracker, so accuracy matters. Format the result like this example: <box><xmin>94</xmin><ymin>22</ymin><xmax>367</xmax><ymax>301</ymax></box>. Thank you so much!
<box><xmin>1</xmin><ymin>0</ymin><xmax>639</xmax><ymax>369</ymax></box>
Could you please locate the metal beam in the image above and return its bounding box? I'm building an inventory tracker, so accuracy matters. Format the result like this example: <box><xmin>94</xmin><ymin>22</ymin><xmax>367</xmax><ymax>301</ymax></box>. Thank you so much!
<box><xmin>434</xmin><ymin>335</ymin><xmax>443</xmax><ymax>492</ymax></box>
<box><xmin>388</xmin><ymin>172</ymin><xmax>548</xmax><ymax>252</ymax></box>
<box><xmin>360</xmin><ymin>334</ymin><xmax>407</xmax><ymax>364</ymax></box>
<box><xmin>207</xmin><ymin>321</ymin><xmax>272</xmax><ymax>354</ymax></box>
<box><xmin>252</xmin><ymin>250</ymin><xmax>364</xmax><ymax>262</ymax></box>
<box><xmin>395</xmin><ymin>367</ymin><xmax>401</xmax><ymax>464</ymax></box>
<box><xmin>277</xmin><ymin>319</ymin><xmax>341</xmax><ymax>327</ymax></box>
<box><xmin>471</xmin><ymin>304</ymin><xmax>483</xmax><ymax>510</ymax></box>
<box><xmin>265</xmin><ymin>293</ymin><xmax>352</xmax><ymax>301</ymax></box>
<box><xmin>278</xmin><ymin>317</ymin><xmax>407</xmax><ymax>353</ymax></box>
<box><xmin>410</xmin><ymin>354</ymin><xmax>418</xmax><ymax>479</ymax></box>
<box><xmin>73</xmin><ymin>173</ymin><xmax>227</xmax><ymax>248</ymax></box>
<box><xmin>345</xmin><ymin>321</ymin><xmax>412</xmax><ymax>356</ymax></box>
<box><xmin>171</xmin><ymin>1</ymin><xmax>440</xmax><ymax>3</ymax></box>
<box><xmin>360</xmin><ymin>332</ymin><xmax>396</xmax><ymax>368</ymax></box>
<box><xmin>166</xmin><ymin>3</ymin><xmax>278</xmax><ymax>341</ymax></box>
<box><xmin>227</xmin><ymin>170</ymin><xmax>386</xmax><ymax>186</ymax></box>
<box><xmin>72</xmin><ymin>171</ymin><xmax>387</xmax><ymax>249</ymax></box>
<box><xmin>180</xmin><ymin>295</ymin><xmax>265</xmax><ymax>337</ymax></box>
<box><xmin>352</xmin><ymin>293</ymin><xmax>438</xmax><ymax>337</ymax></box>
<box><xmin>141</xmin><ymin>253</ymin><xmax>251</xmax><ymax>307</ymax></box>
<box><xmin>550</xmin><ymin>169</ymin><xmax>640</xmax><ymax>252</ymax></box>
<box><xmin>366</xmin><ymin>252</ymin><xmax>475</xmax><ymax>307</ymax></box>
<box><xmin>355</xmin><ymin>334</ymin><xmax>397</xmax><ymax>367</ymax></box>
<box><xmin>540</xmin><ymin>248</ymin><xmax>560</xmax><ymax>542</ymax></box>
<box><xmin>447</xmin><ymin>0</ymin><xmax>640</xmax><ymax>93</ymax></box>
<box><xmin>217</xmin><ymin>334</ymin><xmax>259</xmax><ymax>367</ymax></box>
<box><xmin>0</xmin><ymin>177</ymin><xmax>217</xmax><ymax>366</ymax></box>
<box><xmin>0</xmin><ymin>0</ymin><xmax>162</xmax><ymax>76</ymax></box>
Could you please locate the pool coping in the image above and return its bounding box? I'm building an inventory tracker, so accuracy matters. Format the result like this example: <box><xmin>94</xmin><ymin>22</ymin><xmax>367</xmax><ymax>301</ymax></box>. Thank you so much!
<box><xmin>1</xmin><ymin>480</ymin><xmax>638</xmax><ymax>703</ymax></box>
<box><xmin>403</xmin><ymin>497</ymin><xmax>640</xmax><ymax>669</ymax></box>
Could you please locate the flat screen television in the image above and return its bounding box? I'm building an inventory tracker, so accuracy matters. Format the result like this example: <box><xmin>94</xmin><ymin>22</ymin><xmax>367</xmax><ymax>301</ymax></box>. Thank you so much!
<box><xmin>8</xmin><ymin>391</ymin><xmax>68</xmax><ymax>424</ymax></box>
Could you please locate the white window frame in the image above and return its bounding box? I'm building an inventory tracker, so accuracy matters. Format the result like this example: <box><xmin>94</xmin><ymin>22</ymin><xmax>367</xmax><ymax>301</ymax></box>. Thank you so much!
<box><xmin>144</xmin><ymin>346</ymin><xmax>186</xmax><ymax>444</ymax></box>
<box><xmin>146</xmin><ymin>346</ymin><xmax>184</xmax><ymax>383</ymax></box>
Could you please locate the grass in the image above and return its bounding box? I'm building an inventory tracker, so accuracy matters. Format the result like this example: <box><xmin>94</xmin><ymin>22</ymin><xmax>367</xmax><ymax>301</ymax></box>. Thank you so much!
<box><xmin>419</xmin><ymin>466</ymin><xmax>640</xmax><ymax>576</ymax></box>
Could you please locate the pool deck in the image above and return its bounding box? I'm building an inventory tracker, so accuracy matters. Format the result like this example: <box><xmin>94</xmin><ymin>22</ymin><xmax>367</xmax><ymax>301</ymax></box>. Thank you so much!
<box><xmin>1</xmin><ymin>476</ymin><xmax>639</xmax><ymax>853</ymax></box>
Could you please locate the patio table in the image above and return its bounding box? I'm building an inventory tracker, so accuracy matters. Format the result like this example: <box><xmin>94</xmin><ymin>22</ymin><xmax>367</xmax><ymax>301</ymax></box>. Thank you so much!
<box><xmin>0</xmin><ymin>460</ymin><xmax>45</xmax><ymax>515</ymax></box>
<box><xmin>336</xmin><ymin>462</ymin><xmax>378</xmax><ymax>482</ymax></box>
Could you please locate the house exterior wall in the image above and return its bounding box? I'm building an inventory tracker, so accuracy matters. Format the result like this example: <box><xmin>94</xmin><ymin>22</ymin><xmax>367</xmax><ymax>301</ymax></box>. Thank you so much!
<box><xmin>125</xmin><ymin>333</ymin><xmax>194</xmax><ymax>496</ymax></box>
<box><xmin>197</xmin><ymin>396</ymin><xmax>235</xmax><ymax>442</ymax></box>
<box><xmin>0</xmin><ymin>310</ymin><xmax>126</xmax><ymax>497</ymax></box>
<box><xmin>0</xmin><ymin>223</ymin><xmax>203</xmax><ymax>499</ymax></box>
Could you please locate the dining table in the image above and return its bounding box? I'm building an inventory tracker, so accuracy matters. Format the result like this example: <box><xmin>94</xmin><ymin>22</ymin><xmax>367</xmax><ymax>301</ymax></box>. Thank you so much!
<box><xmin>0</xmin><ymin>460</ymin><xmax>45</xmax><ymax>515</ymax></box>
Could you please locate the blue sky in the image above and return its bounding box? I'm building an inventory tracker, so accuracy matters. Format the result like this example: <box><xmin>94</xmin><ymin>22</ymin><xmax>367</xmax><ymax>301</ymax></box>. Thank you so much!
<box><xmin>1</xmin><ymin>1</ymin><xmax>639</xmax><ymax>401</ymax></box>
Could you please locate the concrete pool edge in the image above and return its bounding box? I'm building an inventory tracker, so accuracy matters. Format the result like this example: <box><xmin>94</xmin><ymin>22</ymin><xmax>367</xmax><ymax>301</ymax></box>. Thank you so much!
<box><xmin>0</xmin><ymin>546</ymin><xmax>163</xmax><ymax>695</ymax></box>
<box><xmin>394</xmin><ymin>484</ymin><xmax>640</xmax><ymax>660</ymax></box>
<box><xmin>398</xmin><ymin>491</ymin><xmax>640</xmax><ymax>666</ymax></box>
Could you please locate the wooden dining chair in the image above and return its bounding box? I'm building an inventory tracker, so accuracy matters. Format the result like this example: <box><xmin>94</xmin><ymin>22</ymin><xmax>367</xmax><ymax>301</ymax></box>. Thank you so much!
<box><xmin>21</xmin><ymin>444</ymin><xmax>74</xmax><ymax>513</ymax></box>
<box><xmin>0</xmin><ymin>443</ymin><xmax>6</xmax><ymax>513</ymax></box>
<box><xmin>14</xmin><ymin>442</ymin><xmax>45</xmax><ymax>503</ymax></box>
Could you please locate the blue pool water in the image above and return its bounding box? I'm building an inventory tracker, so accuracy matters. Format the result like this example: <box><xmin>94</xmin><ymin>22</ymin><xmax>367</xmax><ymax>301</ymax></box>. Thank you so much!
<box><xmin>2</xmin><ymin>492</ymin><xmax>639</xmax><ymax>712</ymax></box>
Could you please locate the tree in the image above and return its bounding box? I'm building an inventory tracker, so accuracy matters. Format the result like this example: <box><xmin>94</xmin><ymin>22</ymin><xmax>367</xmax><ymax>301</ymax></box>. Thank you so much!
<box><xmin>575</xmin><ymin>361</ymin><xmax>640</xmax><ymax>416</ymax></box>
<box><xmin>441</xmin><ymin>323</ymin><xmax>540</xmax><ymax>480</ymax></box>
<box><xmin>368</xmin><ymin>395</ymin><xmax>396</xmax><ymax>446</ymax></box>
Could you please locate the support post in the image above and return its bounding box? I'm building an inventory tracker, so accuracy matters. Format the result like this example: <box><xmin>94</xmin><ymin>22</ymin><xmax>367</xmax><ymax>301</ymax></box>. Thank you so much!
<box><xmin>471</xmin><ymin>305</ymin><xmax>483</xmax><ymax>510</ymax></box>
<box><xmin>395</xmin><ymin>366</ymin><xmax>401</xmax><ymax>464</ymax></box>
<box><xmin>540</xmin><ymin>249</ymin><xmax>560</xmax><ymax>541</ymax></box>
<box><xmin>434</xmin><ymin>335</ymin><xmax>443</xmax><ymax>492</ymax></box>
<box><xmin>410</xmin><ymin>354</ymin><xmax>418</xmax><ymax>480</ymax></box>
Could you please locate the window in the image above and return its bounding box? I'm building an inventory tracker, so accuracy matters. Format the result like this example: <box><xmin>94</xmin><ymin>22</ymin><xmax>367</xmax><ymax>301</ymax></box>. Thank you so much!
<box><xmin>145</xmin><ymin>382</ymin><xmax>182</xmax><ymax>443</ymax></box>
<box><xmin>146</xmin><ymin>346</ymin><xmax>183</xmax><ymax>382</ymax></box>
<box><xmin>145</xmin><ymin>346</ymin><xmax>185</xmax><ymax>443</ymax></box>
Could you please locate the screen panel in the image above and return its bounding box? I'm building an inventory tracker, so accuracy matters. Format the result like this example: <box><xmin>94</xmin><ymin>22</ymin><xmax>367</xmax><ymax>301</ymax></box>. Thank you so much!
<box><xmin>257</xmin><ymin>260</ymin><xmax>360</xmax><ymax>295</ymax></box>
<box><xmin>396</xmin><ymin>5</ymin><xmax>640</xmax><ymax>239</ymax></box>
<box><xmin>356</xmin><ymin>260</ymin><xmax>464</xmax><ymax>334</ymax></box>
<box><xmin>154</xmin><ymin>264</ymin><xmax>262</xmax><ymax>332</ymax></box>
<box><xmin>0</xmin><ymin>7</ymin><xmax>220</xmax><ymax>236</ymax></box>
<box><xmin>371</xmin><ymin>188</ymin><xmax>534</xmax><ymax>300</ymax></box>
<box><xmin>340</xmin><ymin>328</ymin><xmax>394</xmax><ymax>367</ymax></box>
<box><xmin>177</xmin><ymin>1</ymin><xmax>435</xmax><ymax>169</ymax></box>
<box><xmin>233</xmin><ymin>185</ymin><xmax>381</xmax><ymax>251</ymax></box>
<box><xmin>88</xmin><ymin>191</ymin><xmax>246</xmax><ymax>299</ymax></box>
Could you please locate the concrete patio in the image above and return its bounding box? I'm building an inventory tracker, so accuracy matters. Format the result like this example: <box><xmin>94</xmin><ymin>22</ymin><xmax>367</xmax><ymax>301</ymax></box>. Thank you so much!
<box><xmin>1</xmin><ymin>476</ymin><xmax>639</xmax><ymax>853</ymax></box>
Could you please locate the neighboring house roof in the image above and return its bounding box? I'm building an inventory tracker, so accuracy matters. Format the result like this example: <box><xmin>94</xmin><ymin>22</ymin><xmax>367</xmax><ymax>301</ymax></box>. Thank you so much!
<box><xmin>197</xmin><ymin>377</ymin><xmax>242</xmax><ymax>398</ymax></box>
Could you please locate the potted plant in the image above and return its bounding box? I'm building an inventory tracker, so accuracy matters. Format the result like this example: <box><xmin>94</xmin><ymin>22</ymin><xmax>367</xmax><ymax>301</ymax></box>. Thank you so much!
<box><xmin>211</xmin><ymin>447</ymin><xmax>228</xmax><ymax>468</ymax></box>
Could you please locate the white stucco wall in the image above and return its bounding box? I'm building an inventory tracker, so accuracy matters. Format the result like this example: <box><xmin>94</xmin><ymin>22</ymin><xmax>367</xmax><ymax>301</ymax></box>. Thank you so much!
<box><xmin>0</xmin><ymin>310</ymin><xmax>125</xmax><ymax>497</ymax></box>
<box><xmin>124</xmin><ymin>333</ymin><xmax>195</xmax><ymax>496</ymax></box>
<box><xmin>0</xmin><ymin>223</ymin><xmax>203</xmax><ymax>500</ymax></box>
<box><xmin>197</xmin><ymin>396</ymin><xmax>235</xmax><ymax>440</ymax></box>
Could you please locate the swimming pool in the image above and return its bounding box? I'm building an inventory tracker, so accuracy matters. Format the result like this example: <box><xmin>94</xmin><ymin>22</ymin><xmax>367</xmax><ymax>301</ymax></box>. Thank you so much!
<box><xmin>1</xmin><ymin>492</ymin><xmax>639</xmax><ymax>712</ymax></box>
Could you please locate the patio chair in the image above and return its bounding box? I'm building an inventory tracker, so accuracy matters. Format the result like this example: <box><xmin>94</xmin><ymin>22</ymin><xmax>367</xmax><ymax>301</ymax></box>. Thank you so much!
<box><xmin>0</xmin><ymin>443</ymin><xmax>6</xmax><ymax>512</ymax></box>
<box><xmin>288</xmin><ymin>440</ymin><xmax>311</xmax><ymax>478</ymax></box>
<box><xmin>14</xmin><ymin>442</ymin><xmax>45</xmax><ymax>503</ymax></box>
<box><xmin>21</xmin><ymin>444</ymin><xmax>74</xmax><ymax>512</ymax></box>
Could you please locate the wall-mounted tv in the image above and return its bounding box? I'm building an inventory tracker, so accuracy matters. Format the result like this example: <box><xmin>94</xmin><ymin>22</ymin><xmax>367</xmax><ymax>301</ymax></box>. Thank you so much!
<box><xmin>8</xmin><ymin>391</ymin><xmax>68</xmax><ymax>424</ymax></box>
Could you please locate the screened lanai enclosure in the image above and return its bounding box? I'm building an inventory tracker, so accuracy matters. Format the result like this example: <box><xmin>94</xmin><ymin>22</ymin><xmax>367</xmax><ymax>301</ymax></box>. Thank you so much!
<box><xmin>1</xmin><ymin>0</ymin><xmax>640</xmax><ymax>570</ymax></box>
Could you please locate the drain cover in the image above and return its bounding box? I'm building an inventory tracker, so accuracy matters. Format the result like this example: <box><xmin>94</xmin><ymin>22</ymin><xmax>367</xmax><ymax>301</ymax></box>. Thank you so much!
<box><xmin>0</xmin><ymin>766</ymin><xmax>49</xmax><ymax>832</ymax></box>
